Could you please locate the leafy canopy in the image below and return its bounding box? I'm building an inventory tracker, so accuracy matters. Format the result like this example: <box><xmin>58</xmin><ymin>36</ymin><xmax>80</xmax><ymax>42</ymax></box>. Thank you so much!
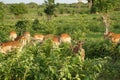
<box><xmin>9</xmin><ymin>3</ymin><xmax>28</xmax><ymax>15</ymax></box>
<box><xmin>0</xmin><ymin>2</ymin><xmax>5</xmax><ymax>20</ymax></box>
<box><xmin>92</xmin><ymin>0</ymin><xmax>119</xmax><ymax>13</ymax></box>
<box><xmin>44</xmin><ymin>0</ymin><xmax>56</xmax><ymax>15</ymax></box>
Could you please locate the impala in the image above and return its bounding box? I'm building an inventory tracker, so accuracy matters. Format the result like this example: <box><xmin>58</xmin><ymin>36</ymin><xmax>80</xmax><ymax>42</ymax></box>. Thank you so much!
<box><xmin>0</xmin><ymin>38</ymin><xmax>26</xmax><ymax>54</ymax></box>
<box><xmin>52</xmin><ymin>36</ymin><xmax>60</xmax><ymax>48</ymax></box>
<box><xmin>44</xmin><ymin>34</ymin><xmax>54</xmax><ymax>41</ymax></box>
<box><xmin>43</xmin><ymin>34</ymin><xmax>60</xmax><ymax>48</ymax></box>
<box><xmin>23</xmin><ymin>32</ymin><xmax>31</xmax><ymax>43</ymax></box>
<box><xmin>71</xmin><ymin>41</ymin><xmax>85</xmax><ymax>61</ymax></box>
<box><xmin>107</xmin><ymin>32</ymin><xmax>120</xmax><ymax>45</ymax></box>
<box><xmin>32</xmin><ymin>34</ymin><xmax>45</xmax><ymax>45</ymax></box>
<box><xmin>15</xmin><ymin>36</ymin><xmax>27</xmax><ymax>46</ymax></box>
<box><xmin>60</xmin><ymin>33</ymin><xmax>71</xmax><ymax>44</ymax></box>
<box><xmin>9</xmin><ymin>31</ymin><xmax>17</xmax><ymax>41</ymax></box>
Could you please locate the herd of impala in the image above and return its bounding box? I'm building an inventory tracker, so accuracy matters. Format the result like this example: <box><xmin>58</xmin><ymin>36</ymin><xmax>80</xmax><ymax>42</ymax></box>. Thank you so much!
<box><xmin>0</xmin><ymin>30</ymin><xmax>120</xmax><ymax>61</ymax></box>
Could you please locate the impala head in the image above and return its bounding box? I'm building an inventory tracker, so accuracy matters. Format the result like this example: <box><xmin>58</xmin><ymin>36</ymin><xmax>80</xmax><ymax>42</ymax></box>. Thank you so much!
<box><xmin>107</xmin><ymin>32</ymin><xmax>115</xmax><ymax>37</ymax></box>
<box><xmin>77</xmin><ymin>41</ymin><xmax>84</xmax><ymax>48</ymax></box>
<box><xmin>24</xmin><ymin>32</ymin><xmax>31</xmax><ymax>37</ymax></box>
<box><xmin>23</xmin><ymin>31</ymin><xmax>31</xmax><ymax>43</ymax></box>
<box><xmin>9</xmin><ymin>31</ymin><xmax>17</xmax><ymax>41</ymax></box>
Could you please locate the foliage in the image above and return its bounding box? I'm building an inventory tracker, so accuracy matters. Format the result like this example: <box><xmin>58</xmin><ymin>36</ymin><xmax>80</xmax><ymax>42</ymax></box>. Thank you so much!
<box><xmin>32</xmin><ymin>19</ymin><xmax>42</xmax><ymax>32</ymax></box>
<box><xmin>0</xmin><ymin>2</ymin><xmax>120</xmax><ymax>80</ymax></box>
<box><xmin>0</xmin><ymin>2</ymin><xmax>5</xmax><ymax>21</ymax></box>
<box><xmin>44</xmin><ymin>0</ymin><xmax>56</xmax><ymax>20</ymax></box>
<box><xmin>15</xmin><ymin>20</ymin><xmax>31</xmax><ymax>35</ymax></box>
<box><xmin>84</xmin><ymin>40</ymin><xmax>116</xmax><ymax>59</ymax></box>
<box><xmin>91</xmin><ymin>0</ymin><xmax>120</xmax><ymax>13</ymax></box>
<box><xmin>44</xmin><ymin>4</ymin><xmax>55</xmax><ymax>15</ymax></box>
<box><xmin>27</xmin><ymin>2</ymin><xmax>38</xmax><ymax>8</ymax></box>
<box><xmin>0</xmin><ymin>42</ymin><xmax>112</xmax><ymax>80</ymax></box>
<box><xmin>9</xmin><ymin>3</ymin><xmax>28</xmax><ymax>16</ymax></box>
<box><xmin>97</xmin><ymin>53</ymin><xmax>120</xmax><ymax>80</ymax></box>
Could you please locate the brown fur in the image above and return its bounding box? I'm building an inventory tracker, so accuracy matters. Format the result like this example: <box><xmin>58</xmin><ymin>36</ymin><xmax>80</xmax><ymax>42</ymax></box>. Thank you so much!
<box><xmin>0</xmin><ymin>40</ymin><xmax>25</xmax><ymax>54</ymax></box>
<box><xmin>107</xmin><ymin>32</ymin><xmax>120</xmax><ymax>45</ymax></box>
<box><xmin>9</xmin><ymin>31</ymin><xmax>17</xmax><ymax>41</ymax></box>
<box><xmin>15</xmin><ymin>36</ymin><xmax>27</xmax><ymax>45</ymax></box>
<box><xmin>33</xmin><ymin>34</ymin><xmax>44</xmax><ymax>42</ymax></box>
<box><xmin>60</xmin><ymin>33</ymin><xmax>71</xmax><ymax>43</ymax></box>
<box><xmin>32</xmin><ymin>34</ymin><xmax>45</xmax><ymax>45</ymax></box>
<box><xmin>44</xmin><ymin>34</ymin><xmax>54</xmax><ymax>40</ymax></box>
<box><xmin>44</xmin><ymin>34</ymin><xmax>60</xmax><ymax>48</ymax></box>
<box><xmin>23</xmin><ymin>32</ymin><xmax>31</xmax><ymax>43</ymax></box>
<box><xmin>71</xmin><ymin>41</ymin><xmax>85</xmax><ymax>61</ymax></box>
<box><xmin>52</xmin><ymin>36</ymin><xmax>60</xmax><ymax>48</ymax></box>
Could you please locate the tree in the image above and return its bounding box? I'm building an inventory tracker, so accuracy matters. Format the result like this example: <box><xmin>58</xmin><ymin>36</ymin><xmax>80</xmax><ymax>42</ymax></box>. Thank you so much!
<box><xmin>44</xmin><ymin>0</ymin><xmax>56</xmax><ymax>21</ymax></box>
<box><xmin>27</xmin><ymin>2</ymin><xmax>38</xmax><ymax>8</ymax></box>
<box><xmin>9</xmin><ymin>3</ymin><xmax>28</xmax><ymax>18</ymax></box>
<box><xmin>87</xmin><ymin>0</ymin><xmax>93</xmax><ymax>9</ymax></box>
<box><xmin>76</xmin><ymin>0</ymin><xmax>82</xmax><ymax>13</ymax></box>
<box><xmin>32</xmin><ymin>19</ymin><xmax>41</xmax><ymax>31</ymax></box>
<box><xmin>0</xmin><ymin>2</ymin><xmax>5</xmax><ymax>23</ymax></box>
<box><xmin>15</xmin><ymin>20</ymin><xmax>31</xmax><ymax>35</ymax></box>
<box><xmin>91</xmin><ymin>0</ymin><xmax>119</xmax><ymax>34</ymax></box>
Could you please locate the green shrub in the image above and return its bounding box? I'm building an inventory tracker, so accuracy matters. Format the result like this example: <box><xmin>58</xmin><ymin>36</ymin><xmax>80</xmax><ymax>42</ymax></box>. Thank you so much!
<box><xmin>15</xmin><ymin>20</ymin><xmax>31</xmax><ymax>35</ymax></box>
<box><xmin>32</xmin><ymin>19</ymin><xmax>41</xmax><ymax>31</ymax></box>
<box><xmin>84</xmin><ymin>40</ymin><xmax>114</xmax><ymax>59</ymax></box>
<box><xmin>113</xmin><ymin>24</ymin><xmax>120</xmax><ymax>29</ymax></box>
<box><xmin>9</xmin><ymin>3</ymin><xmax>28</xmax><ymax>16</ymax></box>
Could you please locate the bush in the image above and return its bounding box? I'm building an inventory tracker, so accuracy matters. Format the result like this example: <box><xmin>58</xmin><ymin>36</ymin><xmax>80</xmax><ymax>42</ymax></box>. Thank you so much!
<box><xmin>15</xmin><ymin>20</ymin><xmax>31</xmax><ymax>35</ymax></box>
<box><xmin>9</xmin><ymin>3</ymin><xmax>28</xmax><ymax>16</ymax></box>
<box><xmin>0</xmin><ymin>35</ymin><xmax>120</xmax><ymax>80</ymax></box>
<box><xmin>86</xmin><ymin>20</ymin><xmax>103</xmax><ymax>32</ymax></box>
<box><xmin>32</xmin><ymin>19</ymin><xmax>41</xmax><ymax>31</ymax></box>
<box><xmin>84</xmin><ymin>39</ymin><xmax>120</xmax><ymax>59</ymax></box>
<box><xmin>113</xmin><ymin>24</ymin><xmax>120</xmax><ymax>29</ymax></box>
<box><xmin>0</xmin><ymin>43</ymin><xmax>109</xmax><ymax>80</ymax></box>
<box><xmin>37</xmin><ymin>11</ymin><xmax>43</xmax><ymax>16</ymax></box>
<box><xmin>0</xmin><ymin>2</ymin><xmax>5</xmax><ymax>22</ymax></box>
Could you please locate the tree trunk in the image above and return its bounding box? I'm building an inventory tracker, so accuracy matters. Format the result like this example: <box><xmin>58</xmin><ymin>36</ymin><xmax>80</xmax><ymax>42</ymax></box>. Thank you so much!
<box><xmin>88</xmin><ymin>0</ymin><xmax>93</xmax><ymax>9</ymax></box>
<box><xmin>77</xmin><ymin>0</ymin><xmax>82</xmax><ymax>13</ymax></box>
<box><xmin>47</xmin><ymin>15</ymin><xmax>52</xmax><ymax>21</ymax></box>
<box><xmin>102</xmin><ymin>13</ymin><xmax>110</xmax><ymax>35</ymax></box>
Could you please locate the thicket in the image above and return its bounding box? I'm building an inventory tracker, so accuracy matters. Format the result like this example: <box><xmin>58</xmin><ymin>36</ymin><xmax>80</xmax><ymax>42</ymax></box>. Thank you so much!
<box><xmin>0</xmin><ymin>2</ymin><xmax>120</xmax><ymax>80</ymax></box>
<box><xmin>0</xmin><ymin>39</ymin><xmax>120</xmax><ymax>80</ymax></box>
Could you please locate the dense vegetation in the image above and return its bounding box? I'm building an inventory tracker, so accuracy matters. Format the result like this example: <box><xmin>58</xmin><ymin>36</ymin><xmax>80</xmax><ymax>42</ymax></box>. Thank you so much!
<box><xmin>0</xmin><ymin>1</ymin><xmax>120</xmax><ymax>80</ymax></box>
